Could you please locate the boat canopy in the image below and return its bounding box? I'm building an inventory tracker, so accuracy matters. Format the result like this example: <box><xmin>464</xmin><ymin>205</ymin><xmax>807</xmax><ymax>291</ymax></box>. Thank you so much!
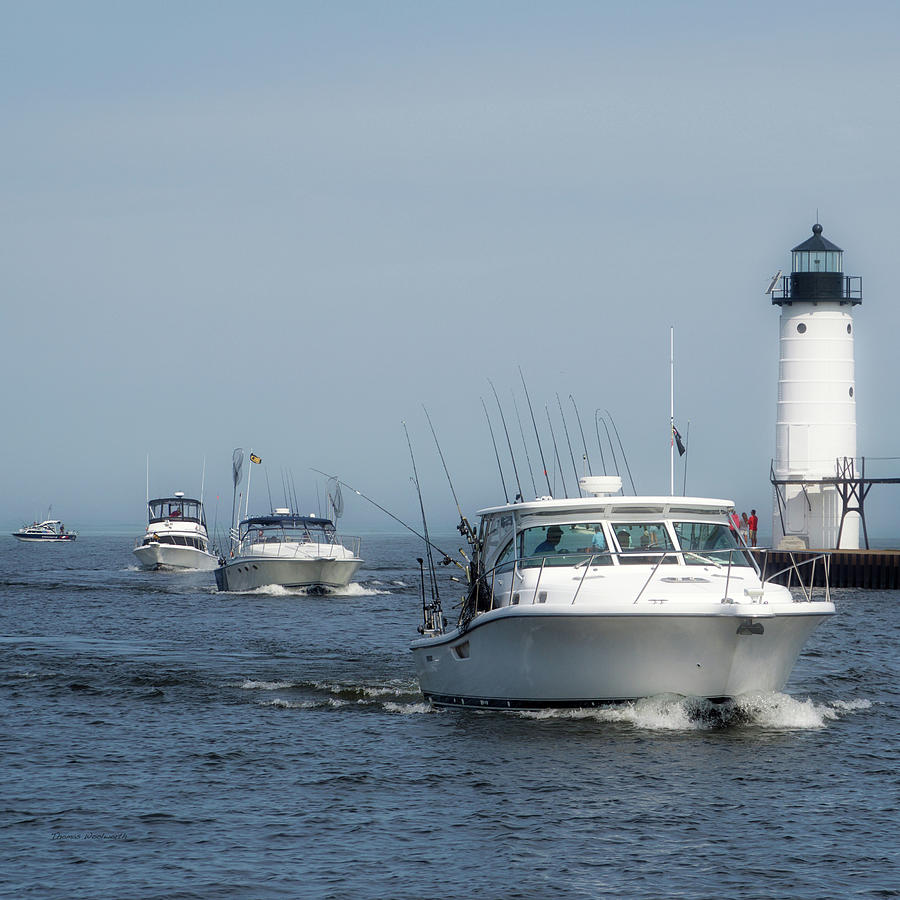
<box><xmin>240</xmin><ymin>514</ymin><xmax>336</xmax><ymax>530</ymax></box>
<box><xmin>148</xmin><ymin>497</ymin><xmax>204</xmax><ymax>524</ymax></box>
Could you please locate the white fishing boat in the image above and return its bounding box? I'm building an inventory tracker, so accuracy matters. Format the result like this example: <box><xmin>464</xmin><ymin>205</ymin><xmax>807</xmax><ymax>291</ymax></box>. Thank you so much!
<box><xmin>411</xmin><ymin>476</ymin><xmax>834</xmax><ymax>709</ymax></box>
<box><xmin>215</xmin><ymin>449</ymin><xmax>362</xmax><ymax>592</ymax></box>
<box><xmin>13</xmin><ymin>520</ymin><xmax>77</xmax><ymax>542</ymax></box>
<box><xmin>214</xmin><ymin>509</ymin><xmax>362</xmax><ymax>592</ymax></box>
<box><xmin>133</xmin><ymin>492</ymin><xmax>218</xmax><ymax>570</ymax></box>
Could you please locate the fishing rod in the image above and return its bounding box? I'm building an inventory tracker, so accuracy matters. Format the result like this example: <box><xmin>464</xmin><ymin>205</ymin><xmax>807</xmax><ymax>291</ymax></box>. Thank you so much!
<box><xmin>403</xmin><ymin>420</ymin><xmax>440</xmax><ymax>605</ymax></box>
<box><xmin>481</xmin><ymin>397</ymin><xmax>509</xmax><ymax>504</ymax></box>
<box><xmin>310</xmin><ymin>468</ymin><xmax>462</xmax><ymax>569</ymax></box>
<box><xmin>488</xmin><ymin>379</ymin><xmax>523</xmax><ymax>502</ymax></box>
<box><xmin>545</xmin><ymin>405</ymin><xmax>569</xmax><ymax>498</ymax></box>
<box><xmin>519</xmin><ymin>367</ymin><xmax>552</xmax><ymax>496</ymax></box>
<box><xmin>606</xmin><ymin>410</ymin><xmax>637</xmax><ymax>495</ymax></box>
<box><xmin>423</xmin><ymin>406</ymin><xmax>476</xmax><ymax>545</ymax></box>
<box><xmin>512</xmin><ymin>391</ymin><xmax>538</xmax><ymax>498</ymax></box>
<box><xmin>595</xmin><ymin>409</ymin><xmax>616</xmax><ymax>479</ymax></box>
<box><xmin>264</xmin><ymin>468</ymin><xmax>274</xmax><ymax>513</ymax></box>
<box><xmin>556</xmin><ymin>392</ymin><xmax>582</xmax><ymax>497</ymax></box>
<box><xmin>570</xmin><ymin>395</ymin><xmax>593</xmax><ymax>478</ymax></box>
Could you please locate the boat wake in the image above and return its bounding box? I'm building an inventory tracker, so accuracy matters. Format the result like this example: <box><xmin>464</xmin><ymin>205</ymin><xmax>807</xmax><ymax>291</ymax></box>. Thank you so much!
<box><xmin>237</xmin><ymin>677</ymin><xmax>430</xmax><ymax>714</ymax></box>
<box><xmin>519</xmin><ymin>692</ymin><xmax>873</xmax><ymax>731</ymax></box>
<box><xmin>219</xmin><ymin>581</ymin><xmax>390</xmax><ymax>598</ymax></box>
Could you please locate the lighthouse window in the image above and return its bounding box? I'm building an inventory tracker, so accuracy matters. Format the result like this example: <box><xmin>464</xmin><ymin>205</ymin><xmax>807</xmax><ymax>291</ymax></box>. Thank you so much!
<box><xmin>796</xmin><ymin>323</ymin><xmax>807</xmax><ymax>334</ymax></box>
<box><xmin>849</xmin><ymin>387</ymin><xmax>854</xmax><ymax>397</ymax></box>
<box><xmin>847</xmin><ymin>323</ymin><xmax>852</xmax><ymax>334</ymax></box>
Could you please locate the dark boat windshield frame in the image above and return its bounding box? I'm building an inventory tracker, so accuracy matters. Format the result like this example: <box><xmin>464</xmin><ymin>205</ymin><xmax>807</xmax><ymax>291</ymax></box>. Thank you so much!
<box><xmin>148</xmin><ymin>497</ymin><xmax>204</xmax><ymax>525</ymax></box>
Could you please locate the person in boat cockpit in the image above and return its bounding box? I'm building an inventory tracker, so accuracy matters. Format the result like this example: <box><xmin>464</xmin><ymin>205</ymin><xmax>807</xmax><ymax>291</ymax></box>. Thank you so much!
<box><xmin>534</xmin><ymin>525</ymin><xmax>563</xmax><ymax>555</ymax></box>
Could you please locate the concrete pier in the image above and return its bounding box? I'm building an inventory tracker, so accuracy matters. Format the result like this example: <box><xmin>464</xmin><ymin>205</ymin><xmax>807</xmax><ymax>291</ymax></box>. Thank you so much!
<box><xmin>752</xmin><ymin>548</ymin><xmax>900</xmax><ymax>589</ymax></box>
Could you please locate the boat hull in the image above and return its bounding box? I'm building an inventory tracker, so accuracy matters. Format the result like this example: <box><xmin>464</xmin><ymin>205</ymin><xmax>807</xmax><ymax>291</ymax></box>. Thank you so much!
<box><xmin>133</xmin><ymin>543</ymin><xmax>219</xmax><ymax>571</ymax></box>
<box><xmin>411</xmin><ymin>605</ymin><xmax>833</xmax><ymax>708</ymax></box>
<box><xmin>13</xmin><ymin>534</ymin><xmax>76</xmax><ymax>542</ymax></box>
<box><xmin>214</xmin><ymin>556</ymin><xmax>362</xmax><ymax>592</ymax></box>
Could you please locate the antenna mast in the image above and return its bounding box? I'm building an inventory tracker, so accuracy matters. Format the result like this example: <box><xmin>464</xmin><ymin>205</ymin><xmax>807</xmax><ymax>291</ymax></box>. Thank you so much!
<box><xmin>670</xmin><ymin>326</ymin><xmax>675</xmax><ymax>496</ymax></box>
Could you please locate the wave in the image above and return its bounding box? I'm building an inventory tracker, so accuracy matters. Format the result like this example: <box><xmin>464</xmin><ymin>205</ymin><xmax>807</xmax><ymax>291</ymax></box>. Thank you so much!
<box><xmin>238</xmin><ymin>676</ymin><xmax>430</xmax><ymax>714</ymax></box>
<box><xmin>517</xmin><ymin>692</ymin><xmax>874</xmax><ymax>731</ymax></box>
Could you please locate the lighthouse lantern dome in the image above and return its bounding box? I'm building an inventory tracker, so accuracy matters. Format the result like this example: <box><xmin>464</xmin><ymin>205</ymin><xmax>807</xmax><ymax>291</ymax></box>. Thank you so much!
<box><xmin>773</xmin><ymin>223</ymin><xmax>861</xmax><ymax>306</ymax></box>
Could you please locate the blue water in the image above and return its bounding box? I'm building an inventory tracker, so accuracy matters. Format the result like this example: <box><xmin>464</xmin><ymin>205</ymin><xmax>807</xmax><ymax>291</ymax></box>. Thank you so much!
<box><xmin>2</xmin><ymin>535</ymin><xmax>897</xmax><ymax>899</ymax></box>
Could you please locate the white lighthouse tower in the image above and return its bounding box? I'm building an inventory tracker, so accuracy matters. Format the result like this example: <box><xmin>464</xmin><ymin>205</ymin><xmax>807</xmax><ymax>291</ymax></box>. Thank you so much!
<box><xmin>770</xmin><ymin>223</ymin><xmax>862</xmax><ymax>550</ymax></box>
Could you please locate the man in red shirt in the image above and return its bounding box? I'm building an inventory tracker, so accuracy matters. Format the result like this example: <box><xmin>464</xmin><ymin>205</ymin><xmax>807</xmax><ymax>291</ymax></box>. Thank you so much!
<box><xmin>748</xmin><ymin>510</ymin><xmax>759</xmax><ymax>547</ymax></box>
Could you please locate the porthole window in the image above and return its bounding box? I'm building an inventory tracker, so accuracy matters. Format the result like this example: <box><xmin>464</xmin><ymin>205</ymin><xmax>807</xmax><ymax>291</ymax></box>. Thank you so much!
<box><xmin>797</xmin><ymin>323</ymin><xmax>807</xmax><ymax>334</ymax></box>
<box><xmin>847</xmin><ymin>324</ymin><xmax>852</xmax><ymax>334</ymax></box>
<box><xmin>849</xmin><ymin>387</ymin><xmax>854</xmax><ymax>397</ymax></box>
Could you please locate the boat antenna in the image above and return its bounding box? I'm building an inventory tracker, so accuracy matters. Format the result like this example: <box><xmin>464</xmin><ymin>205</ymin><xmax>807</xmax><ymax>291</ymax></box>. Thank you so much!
<box><xmin>595</xmin><ymin>410</ymin><xmax>615</xmax><ymax>478</ymax></box>
<box><xmin>488</xmin><ymin>379</ymin><xmax>523</xmax><ymax>502</ymax></box>
<box><xmin>403</xmin><ymin>421</ymin><xmax>439</xmax><ymax>604</ymax></box>
<box><xmin>682</xmin><ymin>420</ymin><xmax>691</xmax><ymax>496</ymax></box>
<box><xmin>606</xmin><ymin>411</ymin><xmax>637</xmax><ymax>494</ymax></box>
<box><xmin>556</xmin><ymin>392</ymin><xmax>582</xmax><ymax>497</ymax></box>
<box><xmin>481</xmin><ymin>397</ymin><xmax>509</xmax><ymax>503</ymax></box>
<box><xmin>570</xmin><ymin>395</ymin><xmax>592</xmax><ymax>477</ymax></box>
<box><xmin>311</xmin><ymin>469</ymin><xmax>462</xmax><ymax>569</ymax></box>
<box><xmin>423</xmin><ymin>405</ymin><xmax>476</xmax><ymax>545</ymax></box>
<box><xmin>670</xmin><ymin>326</ymin><xmax>675</xmax><ymax>496</ymax></box>
<box><xmin>545</xmin><ymin>405</ymin><xmax>569</xmax><ymax>498</ymax></box>
<box><xmin>265</xmin><ymin>468</ymin><xmax>274</xmax><ymax>513</ymax></box>
<box><xmin>512</xmin><ymin>391</ymin><xmax>538</xmax><ymax>498</ymax></box>
<box><xmin>145</xmin><ymin>454</ymin><xmax>150</xmax><ymax>505</ymax></box>
<box><xmin>520</xmin><ymin>367</ymin><xmax>552</xmax><ymax>496</ymax></box>
<box><xmin>200</xmin><ymin>456</ymin><xmax>207</xmax><ymax>508</ymax></box>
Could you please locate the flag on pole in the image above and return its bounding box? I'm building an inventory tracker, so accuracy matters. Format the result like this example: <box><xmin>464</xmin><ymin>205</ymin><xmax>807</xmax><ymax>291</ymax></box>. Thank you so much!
<box><xmin>250</xmin><ymin>453</ymin><xmax>262</xmax><ymax>464</ymax></box>
<box><xmin>672</xmin><ymin>425</ymin><xmax>686</xmax><ymax>457</ymax></box>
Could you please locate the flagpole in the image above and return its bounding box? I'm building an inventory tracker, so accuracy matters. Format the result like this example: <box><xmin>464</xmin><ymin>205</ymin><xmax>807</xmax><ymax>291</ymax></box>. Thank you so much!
<box><xmin>670</xmin><ymin>326</ymin><xmax>675</xmax><ymax>496</ymax></box>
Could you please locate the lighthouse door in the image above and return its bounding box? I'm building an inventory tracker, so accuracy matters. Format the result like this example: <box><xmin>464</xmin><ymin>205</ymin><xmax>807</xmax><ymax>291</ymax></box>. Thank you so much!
<box><xmin>786</xmin><ymin>486</ymin><xmax>808</xmax><ymax>535</ymax></box>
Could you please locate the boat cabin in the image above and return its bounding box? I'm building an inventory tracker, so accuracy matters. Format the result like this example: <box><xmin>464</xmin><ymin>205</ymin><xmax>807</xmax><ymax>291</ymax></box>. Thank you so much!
<box><xmin>478</xmin><ymin>496</ymin><xmax>754</xmax><ymax>576</ymax></box>
<box><xmin>148</xmin><ymin>496</ymin><xmax>205</xmax><ymax>525</ymax></box>
<box><xmin>239</xmin><ymin>513</ymin><xmax>338</xmax><ymax>545</ymax></box>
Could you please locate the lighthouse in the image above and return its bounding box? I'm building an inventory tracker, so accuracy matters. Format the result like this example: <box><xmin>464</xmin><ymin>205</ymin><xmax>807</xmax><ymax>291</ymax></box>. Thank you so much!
<box><xmin>770</xmin><ymin>223</ymin><xmax>863</xmax><ymax>550</ymax></box>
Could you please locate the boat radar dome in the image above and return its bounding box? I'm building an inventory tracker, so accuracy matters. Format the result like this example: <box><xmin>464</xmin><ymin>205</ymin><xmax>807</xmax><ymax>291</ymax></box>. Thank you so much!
<box><xmin>578</xmin><ymin>476</ymin><xmax>623</xmax><ymax>496</ymax></box>
<box><xmin>175</xmin><ymin>491</ymin><xmax>185</xmax><ymax>498</ymax></box>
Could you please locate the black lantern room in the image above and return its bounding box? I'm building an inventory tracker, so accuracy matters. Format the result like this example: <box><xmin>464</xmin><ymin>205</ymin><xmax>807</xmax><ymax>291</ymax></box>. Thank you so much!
<box><xmin>771</xmin><ymin>223</ymin><xmax>862</xmax><ymax>306</ymax></box>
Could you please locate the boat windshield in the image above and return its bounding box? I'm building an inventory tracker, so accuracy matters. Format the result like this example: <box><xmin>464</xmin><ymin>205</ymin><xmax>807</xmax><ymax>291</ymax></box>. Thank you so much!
<box><xmin>518</xmin><ymin>523</ymin><xmax>613</xmax><ymax>568</ymax></box>
<box><xmin>672</xmin><ymin>521</ymin><xmax>752</xmax><ymax>566</ymax></box>
<box><xmin>245</xmin><ymin>520</ymin><xmax>336</xmax><ymax>543</ymax></box>
<box><xmin>149</xmin><ymin>498</ymin><xmax>202</xmax><ymax>524</ymax></box>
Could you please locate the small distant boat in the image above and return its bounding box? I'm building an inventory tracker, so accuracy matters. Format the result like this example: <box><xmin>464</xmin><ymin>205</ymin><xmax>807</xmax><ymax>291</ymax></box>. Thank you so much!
<box><xmin>214</xmin><ymin>509</ymin><xmax>362</xmax><ymax>592</ymax></box>
<box><xmin>133</xmin><ymin>492</ymin><xmax>218</xmax><ymax>571</ymax></box>
<box><xmin>12</xmin><ymin>520</ymin><xmax>77</xmax><ymax>542</ymax></box>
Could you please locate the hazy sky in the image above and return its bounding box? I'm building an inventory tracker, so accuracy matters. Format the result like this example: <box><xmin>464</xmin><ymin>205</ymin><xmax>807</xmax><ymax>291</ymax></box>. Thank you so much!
<box><xmin>4</xmin><ymin>1</ymin><xmax>900</xmax><ymax>538</ymax></box>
